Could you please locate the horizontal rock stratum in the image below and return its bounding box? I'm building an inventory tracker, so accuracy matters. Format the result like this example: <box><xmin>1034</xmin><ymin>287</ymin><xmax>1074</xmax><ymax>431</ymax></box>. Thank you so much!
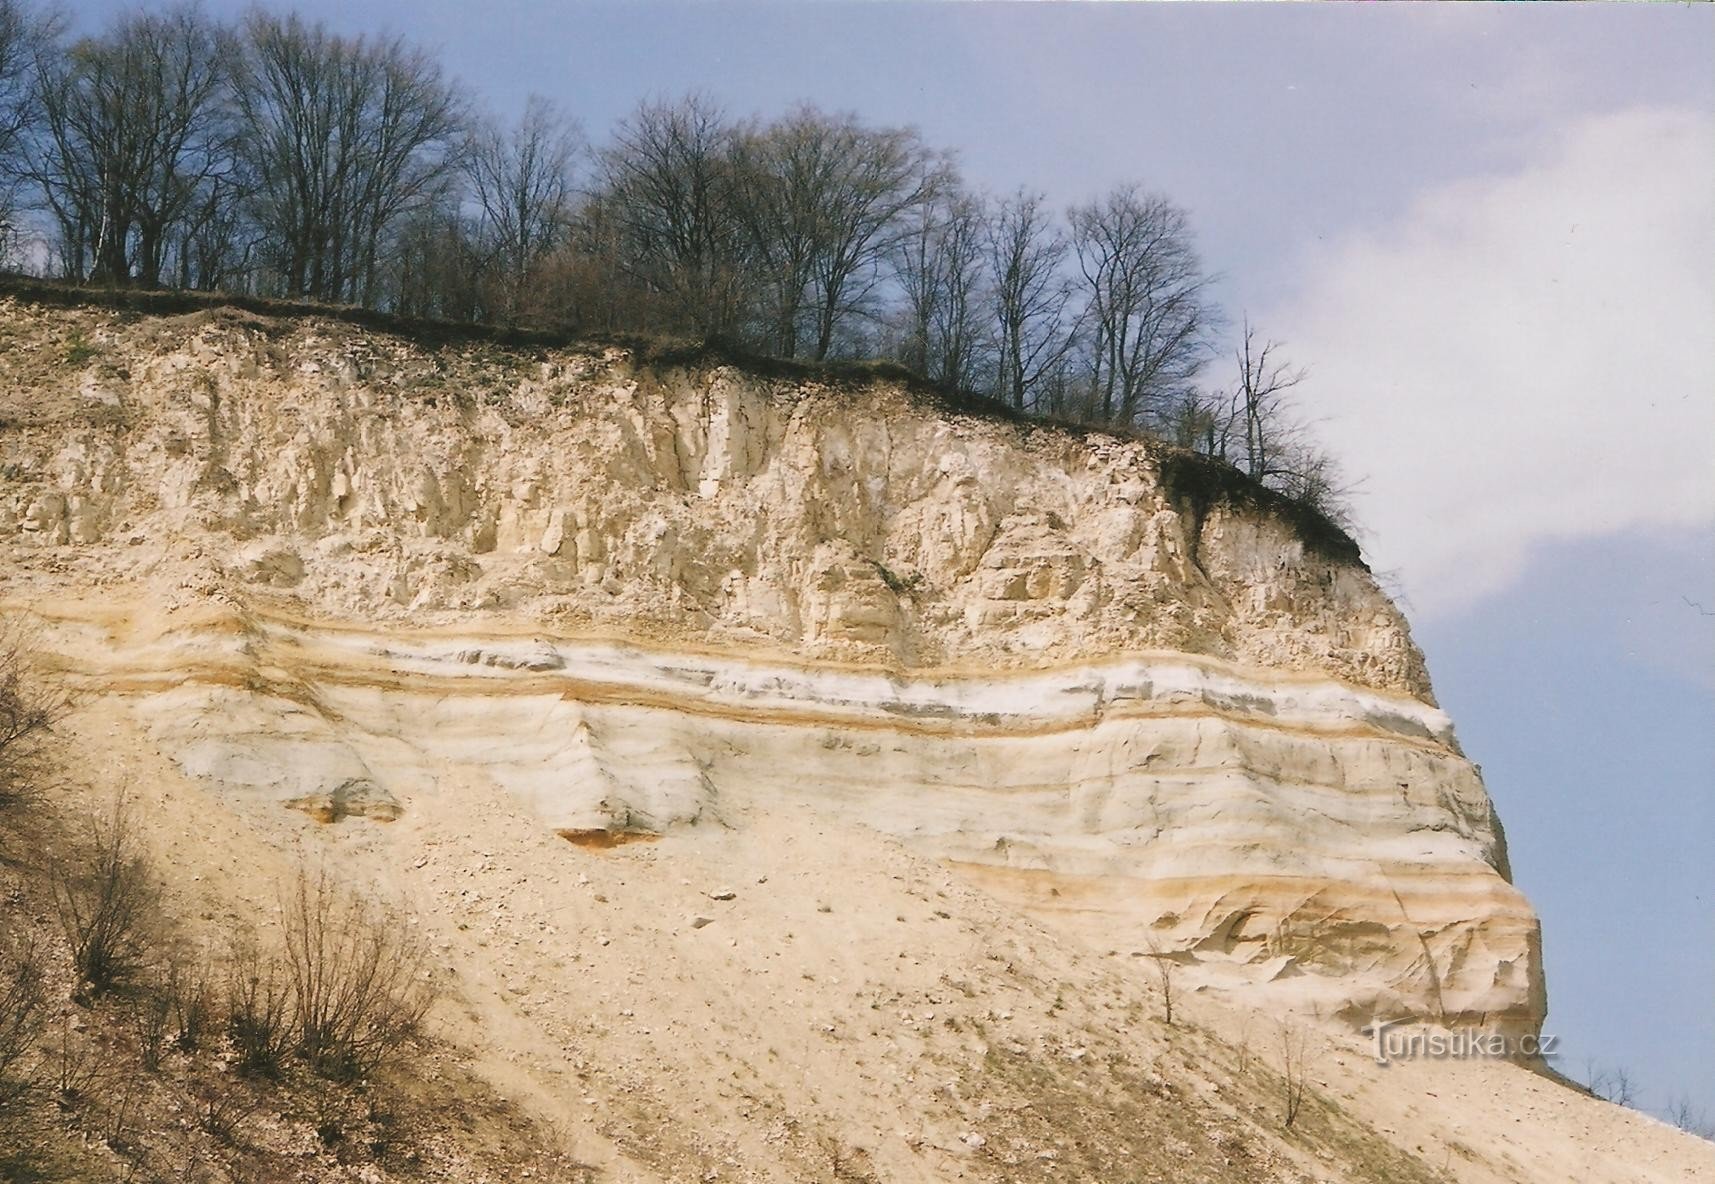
<box><xmin>0</xmin><ymin>294</ymin><xmax>1544</xmax><ymax>1039</ymax></box>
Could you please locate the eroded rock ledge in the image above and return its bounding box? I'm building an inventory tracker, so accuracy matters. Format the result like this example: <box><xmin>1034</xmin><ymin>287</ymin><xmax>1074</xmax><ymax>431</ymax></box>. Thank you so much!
<box><xmin>1</xmin><ymin>297</ymin><xmax>1425</xmax><ymax>694</ymax></box>
<box><xmin>0</xmin><ymin>296</ymin><xmax>1541</xmax><ymax>1034</ymax></box>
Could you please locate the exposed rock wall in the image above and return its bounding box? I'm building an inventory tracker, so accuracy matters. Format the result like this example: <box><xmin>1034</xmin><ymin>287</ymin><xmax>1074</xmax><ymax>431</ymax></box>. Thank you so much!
<box><xmin>0</xmin><ymin>297</ymin><xmax>1543</xmax><ymax>1034</ymax></box>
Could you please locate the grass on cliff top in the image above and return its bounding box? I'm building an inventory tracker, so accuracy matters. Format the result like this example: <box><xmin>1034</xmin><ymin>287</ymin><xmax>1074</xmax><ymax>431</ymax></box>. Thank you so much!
<box><xmin>0</xmin><ymin>273</ymin><xmax>1363</xmax><ymax>566</ymax></box>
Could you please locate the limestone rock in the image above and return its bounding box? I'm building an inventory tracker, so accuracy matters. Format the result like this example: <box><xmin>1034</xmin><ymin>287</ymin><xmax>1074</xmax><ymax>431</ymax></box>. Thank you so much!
<box><xmin>0</xmin><ymin>297</ymin><xmax>1542</xmax><ymax>1038</ymax></box>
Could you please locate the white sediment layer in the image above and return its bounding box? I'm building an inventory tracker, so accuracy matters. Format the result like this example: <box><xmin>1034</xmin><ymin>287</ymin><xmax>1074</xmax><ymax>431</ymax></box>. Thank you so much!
<box><xmin>0</xmin><ymin>298</ymin><xmax>1544</xmax><ymax>1037</ymax></box>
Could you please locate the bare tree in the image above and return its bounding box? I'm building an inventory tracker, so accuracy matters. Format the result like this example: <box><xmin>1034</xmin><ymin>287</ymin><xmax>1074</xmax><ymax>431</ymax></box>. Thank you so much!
<box><xmin>735</xmin><ymin>105</ymin><xmax>936</xmax><ymax>360</ymax></box>
<box><xmin>1666</xmin><ymin>1094</ymin><xmax>1714</xmax><ymax>1141</ymax></box>
<box><xmin>803</xmin><ymin>111</ymin><xmax>935</xmax><ymax>362</ymax></box>
<box><xmin>986</xmin><ymin>188</ymin><xmax>1073</xmax><ymax>411</ymax></box>
<box><xmin>928</xmin><ymin>190</ymin><xmax>987</xmax><ymax>390</ymax></box>
<box><xmin>547</xmin><ymin>188</ymin><xmax>654</xmax><ymax>333</ymax></box>
<box><xmin>1586</xmin><ymin>1059</ymin><xmax>1639</xmax><ymax>1108</ymax></box>
<box><xmin>1200</xmin><ymin>320</ymin><xmax>1354</xmax><ymax>523</ymax></box>
<box><xmin>465</xmin><ymin>94</ymin><xmax>580</xmax><ymax>323</ymax></box>
<box><xmin>893</xmin><ymin>161</ymin><xmax>953</xmax><ymax>375</ymax></box>
<box><xmin>387</xmin><ymin>197</ymin><xmax>484</xmax><ymax>321</ymax></box>
<box><xmin>233</xmin><ymin>11</ymin><xmax>464</xmax><ymax>305</ymax></box>
<box><xmin>26</xmin><ymin>3</ymin><xmax>233</xmax><ymax>286</ymax></box>
<box><xmin>727</xmin><ymin>109</ymin><xmax>819</xmax><ymax>355</ymax></box>
<box><xmin>893</xmin><ymin>171</ymin><xmax>987</xmax><ymax>388</ymax></box>
<box><xmin>597</xmin><ymin>93</ymin><xmax>747</xmax><ymax>336</ymax></box>
<box><xmin>0</xmin><ymin>0</ymin><xmax>30</xmax><ymax>157</ymax></box>
<box><xmin>1141</xmin><ymin>934</ymin><xmax>1179</xmax><ymax>1027</ymax></box>
<box><xmin>1069</xmin><ymin>185</ymin><xmax>1217</xmax><ymax>429</ymax></box>
<box><xmin>0</xmin><ymin>0</ymin><xmax>51</xmax><ymax>259</ymax></box>
<box><xmin>1224</xmin><ymin>318</ymin><xmax>1307</xmax><ymax>483</ymax></box>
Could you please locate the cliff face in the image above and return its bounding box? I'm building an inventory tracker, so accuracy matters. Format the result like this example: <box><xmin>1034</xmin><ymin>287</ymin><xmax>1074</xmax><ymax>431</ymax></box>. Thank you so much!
<box><xmin>0</xmin><ymin>296</ymin><xmax>1544</xmax><ymax>1035</ymax></box>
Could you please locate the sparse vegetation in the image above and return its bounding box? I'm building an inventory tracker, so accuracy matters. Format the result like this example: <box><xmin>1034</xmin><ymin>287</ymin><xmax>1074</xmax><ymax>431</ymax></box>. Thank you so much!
<box><xmin>162</xmin><ymin>955</ymin><xmax>217</xmax><ymax>1054</ymax></box>
<box><xmin>224</xmin><ymin>935</ymin><xmax>291</xmax><ymax>1078</ymax></box>
<box><xmin>1667</xmin><ymin>1093</ymin><xmax>1715</xmax><ymax>1141</ymax></box>
<box><xmin>281</xmin><ymin>870</ymin><xmax>437</xmax><ymax>1082</ymax></box>
<box><xmin>1279</xmin><ymin>1020</ymin><xmax>1310</xmax><ymax>1129</ymax></box>
<box><xmin>47</xmin><ymin>1016</ymin><xmax>105</xmax><ymax>1112</ymax></box>
<box><xmin>0</xmin><ymin>634</ymin><xmax>574</xmax><ymax>1181</ymax></box>
<box><xmin>0</xmin><ymin>618</ymin><xmax>60</xmax><ymax>811</ymax></box>
<box><xmin>130</xmin><ymin>987</ymin><xmax>171</xmax><ymax>1071</ymax></box>
<box><xmin>1142</xmin><ymin>935</ymin><xmax>1179</xmax><ymax>1027</ymax></box>
<box><xmin>50</xmin><ymin>799</ymin><xmax>161</xmax><ymax>996</ymax></box>
<box><xmin>0</xmin><ymin>939</ymin><xmax>44</xmax><ymax>1119</ymax></box>
<box><xmin>1585</xmin><ymin>1058</ymin><xmax>1639</xmax><ymax>1108</ymax></box>
<box><xmin>61</xmin><ymin>331</ymin><xmax>96</xmax><ymax>366</ymax></box>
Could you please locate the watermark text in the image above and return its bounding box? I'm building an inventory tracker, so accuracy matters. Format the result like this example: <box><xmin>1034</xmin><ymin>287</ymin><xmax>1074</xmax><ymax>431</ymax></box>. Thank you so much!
<box><xmin>1362</xmin><ymin>1019</ymin><xmax>1559</xmax><ymax>1065</ymax></box>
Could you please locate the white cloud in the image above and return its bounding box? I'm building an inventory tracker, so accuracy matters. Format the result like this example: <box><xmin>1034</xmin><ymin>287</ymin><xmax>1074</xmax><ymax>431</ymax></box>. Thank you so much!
<box><xmin>1265</xmin><ymin>106</ymin><xmax>1715</xmax><ymax>617</ymax></box>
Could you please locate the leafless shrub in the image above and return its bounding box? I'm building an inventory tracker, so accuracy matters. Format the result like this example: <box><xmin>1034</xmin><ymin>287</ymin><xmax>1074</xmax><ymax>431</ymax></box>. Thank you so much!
<box><xmin>132</xmin><ymin>989</ymin><xmax>171</xmax><ymax>1071</ymax></box>
<box><xmin>1141</xmin><ymin>933</ymin><xmax>1179</xmax><ymax>1027</ymax></box>
<box><xmin>225</xmin><ymin>936</ymin><xmax>291</xmax><ymax>1078</ymax></box>
<box><xmin>1232</xmin><ymin>1012</ymin><xmax>1254</xmax><ymax>1076</ymax></box>
<box><xmin>49</xmin><ymin>1017</ymin><xmax>107</xmax><ymax>1110</ymax></box>
<box><xmin>165</xmin><ymin>956</ymin><xmax>217</xmax><ymax>1053</ymax></box>
<box><xmin>301</xmin><ymin>1072</ymin><xmax>361</xmax><ymax>1148</ymax></box>
<box><xmin>1279</xmin><ymin>1020</ymin><xmax>1310</xmax><ymax>1128</ymax></box>
<box><xmin>183</xmin><ymin>1077</ymin><xmax>257</xmax><ymax>1146</ymax></box>
<box><xmin>51</xmin><ymin>799</ymin><xmax>161</xmax><ymax>995</ymax></box>
<box><xmin>1667</xmin><ymin>1094</ymin><xmax>1714</xmax><ymax>1141</ymax></box>
<box><xmin>0</xmin><ymin>938</ymin><xmax>44</xmax><ymax>1117</ymax></box>
<box><xmin>96</xmin><ymin>1071</ymin><xmax>144</xmax><ymax>1156</ymax></box>
<box><xmin>1585</xmin><ymin>1059</ymin><xmax>1639</xmax><ymax>1108</ymax></box>
<box><xmin>282</xmin><ymin>871</ymin><xmax>436</xmax><ymax>1081</ymax></box>
<box><xmin>0</xmin><ymin>618</ymin><xmax>64</xmax><ymax>811</ymax></box>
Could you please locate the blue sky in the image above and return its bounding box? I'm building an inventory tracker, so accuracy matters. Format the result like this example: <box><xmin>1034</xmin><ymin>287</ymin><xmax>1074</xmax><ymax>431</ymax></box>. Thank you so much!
<box><xmin>64</xmin><ymin>0</ymin><xmax>1715</xmax><ymax>1117</ymax></box>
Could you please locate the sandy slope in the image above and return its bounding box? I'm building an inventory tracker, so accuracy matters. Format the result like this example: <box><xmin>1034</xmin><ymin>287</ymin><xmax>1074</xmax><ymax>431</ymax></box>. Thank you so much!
<box><xmin>62</xmin><ymin>690</ymin><xmax>1713</xmax><ymax>1184</ymax></box>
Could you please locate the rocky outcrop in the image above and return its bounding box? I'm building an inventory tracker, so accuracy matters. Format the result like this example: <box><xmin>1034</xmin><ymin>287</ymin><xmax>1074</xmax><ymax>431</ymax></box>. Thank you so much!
<box><xmin>0</xmin><ymin>296</ymin><xmax>1544</xmax><ymax>1035</ymax></box>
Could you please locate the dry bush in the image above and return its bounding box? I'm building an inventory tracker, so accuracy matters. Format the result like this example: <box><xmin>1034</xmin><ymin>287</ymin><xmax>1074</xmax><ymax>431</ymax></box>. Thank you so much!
<box><xmin>1142</xmin><ymin>933</ymin><xmax>1179</xmax><ymax>1026</ymax></box>
<box><xmin>1667</xmin><ymin>1094</ymin><xmax>1714</xmax><ymax>1141</ymax></box>
<box><xmin>95</xmin><ymin>1070</ymin><xmax>145</xmax><ymax>1158</ymax></box>
<box><xmin>50</xmin><ymin>799</ymin><xmax>162</xmax><ymax>995</ymax></box>
<box><xmin>164</xmin><ymin>956</ymin><xmax>218</xmax><ymax>1053</ymax></box>
<box><xmin>0</xmin><ymin>618</ymin><xmax>63</xmax><ymax>811</ymax></box>
<box><xmin>1586</xmin><ymin>1059</ymin><xmax>1639</xmax><ymax>1108</ymax></box>
<box><xmin>48</xmin><ymin>1017</ymin><xmax>109</xmax><ymax>1111</ymax></box>
<box><xmin>1232</xmin><ymin>1012</ymin><xmax>1254</xmax><ymax>1075</ymax></box>
<box><xmin>282</xmin><ymin>871</ymin><xmax>436</xmax><ymax>1081</ymax></box>
<box><xmin>226</xmin><ymin>936</ymin><xmax>292</xmax><ymax>1078</ymax></box>
<box><xmin>0</xmin><ymin>939</ymin><xmax>44</xmax><ymax>1119</ymax></box>
<box><xmin>1279</xmin><ymin>1020</ymin><xmax>1309</xmax><ymax>1129</ymax></box>
<box><xmin>181</xmin><ymin>1076</ymin><xmax>258</xmax><ymax>1147</ymax></box>
<box><xmin>131</xmin><ymin>989</ymin><xmax>171</xmax><ymax>1071</ymax></box>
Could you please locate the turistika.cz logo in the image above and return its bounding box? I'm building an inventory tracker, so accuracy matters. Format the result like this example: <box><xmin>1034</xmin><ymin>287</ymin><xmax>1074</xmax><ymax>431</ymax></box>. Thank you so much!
<box><xmin>1363</xmin><ymin>1019</ymin><xmax>1559</xmax><ymax>1065</ymax></box>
